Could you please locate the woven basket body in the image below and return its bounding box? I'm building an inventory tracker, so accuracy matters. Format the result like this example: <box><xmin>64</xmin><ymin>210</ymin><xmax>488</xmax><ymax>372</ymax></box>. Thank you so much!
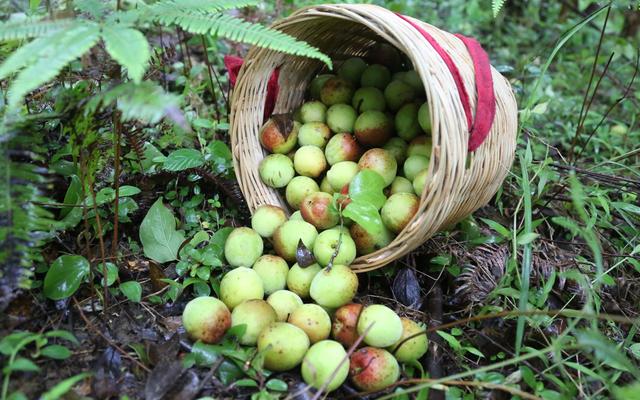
<box><xmin>230</xmin><ymin>4</ymin><xmax>518</xmax><ymax>272</ymax></box>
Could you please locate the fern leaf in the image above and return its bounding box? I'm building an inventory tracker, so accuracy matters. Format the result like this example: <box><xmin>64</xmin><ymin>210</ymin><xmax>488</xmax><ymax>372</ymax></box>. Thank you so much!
<box><xmin>6</xmin><ymin>23</ymin><xmax>101</xmax><ymax>109</ymax></box>
<box><xmin>102</xmin><ymin>27</ymin><xmax>150</xmax><ymax>83</ymax></box>
<box><xmin>156</xmin><ymin>0</ymin><xmax>260</xmax><ymax>12</ymax></box>
<box><xmin>147</xmin><ymin>10</ymin><xmax>331</xmax><ymax>67</ymax></box>
<box><xmin>492</xmin><ymin>0</ymin><xmax>507</xmax><ymax>17</ymax></box>
<box><xmin>0</xmin><ymin>18</ymin><xmax>73</xmax><ymax>41</ymax></box>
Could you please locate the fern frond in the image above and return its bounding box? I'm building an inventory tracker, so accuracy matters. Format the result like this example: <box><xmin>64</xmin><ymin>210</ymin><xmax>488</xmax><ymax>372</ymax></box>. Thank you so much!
<box><xmin>146</xmin><ymin>9</ymin><xmax>331</xmax><ymax>67</ymax></box>
<box><xmin>492</xmin><ymin>0</ymin><xmax>507</xmax><ymax>17</ymax></box>
<box><xmin>5</xmin><ymin>23</ymin><xmax>101</xmax><ymax>109</ymax></box>
<box><xmin>85</xmin><ymin>81</ymin><xmax>184</xmax><ymax>126</ymax></box>
<box><xmin>102</xmin><ymin>27</ymin><xmax>150</xmax><ymax>83</ymax></box>
<box><xmin>0</xmin><ymin>18</ymin><xmax>73</xmax><ymax>42</ymax></box>
<box><xmin>154</xmin><ymin>0</ymin><xmax>260</xmax><ymax>12</ymax></box>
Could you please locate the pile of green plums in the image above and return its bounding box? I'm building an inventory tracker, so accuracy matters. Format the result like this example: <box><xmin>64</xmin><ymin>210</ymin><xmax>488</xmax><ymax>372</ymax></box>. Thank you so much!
<box><xmin>257</xmin><ymin>55</ymin><xmax>433</xmax><ymax>257</ymax></box>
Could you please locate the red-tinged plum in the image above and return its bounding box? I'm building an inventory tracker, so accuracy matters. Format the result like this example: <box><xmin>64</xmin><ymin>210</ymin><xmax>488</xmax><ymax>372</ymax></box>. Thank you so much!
<box><xmin>251</xmin><ymin>204</ymin><xmax>287</xmax><ymax>238</ymax></box>
<box><xmin>231</xmin><ymin>299</ymin><xmax>277</xmax><ymax>345</ymax></box>
<box><xmin>388</xmin><ymin>318</ymin><xmax>428</xmax><ymax>363</ymax></box>
<box><xmin>352</xmin><ymin>87</ymin><xmax>386</xmax><ymax>113</ymax></box>
<box><xmin>257</xmin><ymin>322</ymin><xmax>310</xmax><ymax>371</ymax></box>
<box><xmin>332</xmin><ymin>303</ymin><xmax>363</xmax><ymax>348</ymax></box>
<box><xmin>321</xmin><ymin>77</ymin><xmax>354</xmax><ymax>106</ymax></box>
<box><xmin>403</xmin><ymin>155</ymin><xmax>429</xmax><ymax>181</ymax></box>
<box><xmin>286</xmin><ymin>262</ymin><xmax>322</xmax><ymax>299</ymax></box>
<box><xmin>338</xmin><ymin>57</ymin><xmax>368</xmax><ymax>85</ymax></box>
<box><xmin>389</xmin><ymin>176</ymin><xmax>414</xmax><ymax>195</ymax></box>
<box><xmin>326</xmin><ymin>104</ymin><xmax>357</xmax><ymax>134</ymax></box>
<box><xmin>302</xmin><ymin>340</ymin><xmax>349</xmax><ymax>392</ymax></box>
<box><xmin>312</xmin><ymin>228</ymin><xmax>357</xmax><ymax>267</ymax></box>
<box><xmin>288</xmin><ymin>303</ymin><xmax>332</xmax><ymax>344</ymax></box>
<box><xmin>273</xmin><ymin>220</ymin><xmax>318</xmax><ymax>262</ymax></box>
<box><xmin>182</xmin><ymin>296</ymin><xmax>231</xmax><ymax>344</ymax></box>
<box><xmin>383</xmin><ymin>137</ymin><xmax>408</xmax><ymax>164</ymax></box>
<box><xmin>356</xmin><ymin>304</ymin><xmax>403</xmax><ymax>347</ymax></box>
<box><xmin>354</xmin><ymin>111</ymin><xmax>393</xmax><ymax>147</ymax></box>
<box><xmin>407</xmin><ymin>136</ymin><xmax>432</xmax><ymax>158</ymax></box>
<box><xmin>349</xmin><ymin>222</ymin><xmax>393</xmax><ymax>256</ymax></box>
<box><xmin>381</xmin><ymin>192</ymin><xmax>419</xmax><ymax>233</ymax></box>
<box><xmin>285</xmin><ymin>176</ymin><xmax>319</xmax><ymax>210</ymax></box>
<box><xmin>252</xmin><ymin>255</ymin><xmax>289</xmax><ymax>295</ymax></box>
<box><xmin>220</xmin><ymin>267</ymin><xmax>264</xmax><ymax>310</ymax></box>
<box><xmin>395</xmin><ymin>103</ymin><xmax>421</xmax><ymax>141</ymax></box>
<box><xmin>413</xmin><ymin>168</ymin><xmax>429</xmax><ymax>196</ymax></box>
<box><xmin>298</xmin><ymin>122</ymin><xmax>332</xmax><ymax>148</ymax></box>
<box><xmin>300</xmin><ymin>192</ymin><xmax>339</xmax><ymax>230</ymax></box>
<box><xmin>259</xmin><ymin>154</ymin><xmax>295</xmax><ymax>188</ymax></box>
<box><xmin>259</xmin><ymin>118</ymin><xmax>299</xmax><ymax>154</ymax></box>
<box><xmin>358</xmin><ymin>148</ymin><xmax>397</xmax><ymax>187</ymax></box>
<box><xmin>327</xmin><ymin>161</ymin><xmax>359</xmax><ymax>192</ymax></box>
<box><xmin>349</xmin><ymin>347</ymin><xmax>400</xmax><ymax>391</ymax></box>
<box><xmin>360</xmin><ymin>64</ymin><xmax>391</xmax><ymax>90</ymax></box>
<box><xmin>325</xmin><ymin>133</ymin><xmax>362</xmax><ymax>166</ymax></box>
<box><xmin>267</xmin><ymin>289</ymin><xmax>303</xmax><ymax>321</ymax></box>
<box><xmin>224</xmin><ymin>227</ymin><xmax>263</xmax><ymax>268</ymax></box>
<box><xmin>310</xmin><ymin>264</ymin><xmax>358</xmax><ymax>308</ymax></box>
<box><xmin>294</xmin><ymin>145</ymin><xmax>327</xmax><ymax>178</ymax></box>
<box><xmin>310</xmin><ymin>74</ymin><xmax>335</xmax><ymax>99</ymax></box>
<box><xmin>300</xmin><ymin>101</ymin><xmax>327</xmax><ymax>123</ymax></box>
<box><xmin>418</xmin><ymin>102</ymin><xmax>431</xmax><ymax>133</ymax></box>
<box><xmin>384</xmin><ymin>80</ymin><xmax>415</xmax><ymax>111</ymax></box>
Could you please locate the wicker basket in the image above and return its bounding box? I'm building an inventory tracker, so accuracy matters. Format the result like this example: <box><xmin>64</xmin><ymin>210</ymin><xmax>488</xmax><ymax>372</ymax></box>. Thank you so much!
<box><xmin>230</xmin><ymin>4</ymin><xmax>517</xmax><ymax>272</ymax></box>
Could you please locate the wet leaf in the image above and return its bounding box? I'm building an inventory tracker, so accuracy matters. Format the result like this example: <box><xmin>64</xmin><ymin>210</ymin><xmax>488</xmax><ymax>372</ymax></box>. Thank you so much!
<box><xmin>392</xmin><ymin>268</ymin><xmax>422</xmax><ymax>309</ymax></box>
<box><xmin>348</xmin><ymin>170</ymin><xmax>387</xmax><ymax>209</ymax></box>
<box><xmin>144</xmin><ymin>360</ymin><xmax>185</xmax><ymax>400</ymax></box>
<box><xmin>342</xmin><ymin>201</ymin><xmax>384</xmax><ymax>237</ymax></box>
<box><xmin>266</xmin><ymin>379</ymin><xmax>288</xmax><ymax>391</ymax></box>
<box><xmin>295</xmin><ymin>239</ymin><xmax>316</xmax><ymax>267</ymax></box>
<box><xmin>119</xmin><ymin>281</ymin><xmax>142</xmax><ymax>303</ymax></box>
<box><xmin>43</xmin><ymin>255</ymin><xmax>90</xmax><ymax>300</ymax></box>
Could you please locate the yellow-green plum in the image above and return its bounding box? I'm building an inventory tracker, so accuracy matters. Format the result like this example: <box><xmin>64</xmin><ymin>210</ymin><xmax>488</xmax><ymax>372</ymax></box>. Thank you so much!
<box><xmin>224</xmin><ymin>227</ymin><xmax>263</xmax><ymax>267</ymax></box>
<box><xmin>413</xmin><ymin>169</ymin><xmax>429</xmax><ymax>196</ymax></box>
<box><xmin>266</xmin><ymin>290</ymin><xmax>303</xmax><ymax>321</ymax></box>
<box><xmin>338</xmin><ymin>57</ymin><xmax>368</xmax><ymax>85</ymax></box>
<box><xmin>356</xmin><ymin>304</ymin><xmax>403</xmax><ymax>347</ymax></box>
<box><xmin>352</xmin><ymin>87</ymin><xmax>386</xmax><ymax>113</ymax></box>
<box><xmin>395</xmin><ymin>103</ymin><xmax>421</xmax><ymax>141</ymax></box>
<box><xmin>294</xmin><ymin>145</ymin><xmax>327</xmax><ymax>178</ymax></box>
<box><xmin>259</xmin><ymin>118</ymin><xmax>299</xmax><ymax>154</ymax></box>
<box><xmin>310</xmin><ymin>74</ymin><xmax>335</xmax><ymax>99</ymax></box>
<box><xmin>400</xmin><ymin>69</ymin><xmax>424</xmax><ymax>95</ymax></box>
<box><xmin>273</xmin><ymin>220</ymin><xmax>318</xmax><ymax>262</ymax></box>
<box><xmin>403</xmin><ymin>155</ymin><xmax>429</xmax><ymax>181</ymax></box>
<box><xmin>251</xmin><ymin>204</ymin><xmax>287</xmax><ymax>238</ymax></box>
<box><xmin>302</xmin><ymin>340</ymin><xmax>349</xmax><ymax>392</ymax></box>
<box><xmin>332</xmin><ymin>303</ymin><xmax>363</xmax><ymax>348</ymax></box>
<box><xmin>407</xmin><ymin>136</ymin><xmax>432</xmax><ymax>158</ymax></box>
<box><xmin>360</xmin><ymin>64</ymin><xmax>391</xmax><ymax>90</ymax></box>
<box><xmin>349</xmin><ymin>347</ymin><xmax>400</xmax><ymax>391</ymax></box>
<box><xmin>389</xmin><ymin>176</ymin><xmax>414</xmax><ymax>195</ymax></box>
<box><xmin>349</xmin><ymin>222</ymin><xmax>393</xmax><ymax>256</ymax></box>
<box><xmin>327</xmin><ymin>161</ymin><xmax>359</xmax><ymax>192</ymax></box>
<box><xmin>354</xmin><ymin>111</ymin><xmax>393</xmax><ymax>147</ymax></box>
<box><xmin>325</xmin><ymin>133</ymin><xmax>362</xmax><ymax>165</ymax></box>
<box><xmin>381</xmin><ymin>192</ymin><xmax>419</xmax><ymax>233</ymax></box>
<box><xmin>300</xmin><ymin>192</ymin><xmax>339</xmax><ymax>230</ymax></box>
<box><xmin>326</xmin><ymin>104</ymin><xmax>357</xmax><ymax>133</ymax></box>
<box><xmin>321</xmin><ymin>77</ymin><xmax>354</xmax><ymax>106</ymax></box>
<box><xmin>182</xmin><ymin>296</ymin><xmax>231</xmax><ymax>344</ymax></box>
<box><xmin>298</xmin><ymin>122</ymin><xmax>332</xmax><ymax>148</ymax></box>
<box><xmin>300</xmin><ymin>101</ymin><xmax>327</xmax><ymax>123</ymax></box>
<box><xmin>285</xmin><ymin>176</ymin><xmax>319</xmax><ymax>210</ymax></box>
<box><xmin>418</xmin><ymin>102</ymin><xmax>431</xmax><ymax>133</ymax></box>
<box><xmin>259</xmin><ymin>154</ymin><xmax>295</xmax><ymax>188</ymax></box>
<box><xmin>257</xmin><ymin>322</ymin><xmax>310</xmax><ymax>371</ymax></box>
<box><xmin>220</xmin><ymin>267</ymin><xmax>264</xmax><ymax>310</ymax></box>
<box><xmin>358</xmin><ymin>148</ymin><xmax>397</xmax><ymax>187</ymax></box>
<box><xmin>310</xmin><ymin>265</ymin><xmax>358</xmax><ymax>308</ymax></box>
<box><xmin>288</xmin><ymin>303</ymin><xmax>332</xmax><ymax>343</ymax></box>
<box><xmin>319</xmin><ymin>177</ymin><xmax>333</xmax><ymax>194</ymax></box>
<box><xmin>252</xmin><ymin>255</ymin><xmax>289</xmax><ymax>295</ymax></box>
<box><xmin>383</xmin><ymin>137</ymin><xmax>408</xmax><ymax>164</ymax></box>
<box><xmin>292</xmin><ymin>106</ymin><xmax>302</xmax><ymax>123</ymax></box>
<box><xmin>231</xmin><ymin>299</ymin><xmax>277</xmax><ymax>345</ymax></box>
<box><xmin>313</xmin><ymin>228</ymin><xmax>357</xmax><ymax>267</ymax></box>
<box><xmin>290</xmin><ymin>210</ymin><xmax>303</xmax><ymax>220</ymax></box>
<box><xmin>388</xmin><ymin>318</ymin><xmax>428</xmax><ymax>363</ymax></box>
<box><xmin>384</xmin><ymin>80</ymin><xmax>415</xmax><ymax>111</ymax></box>
<box><xmin>286</xmin><ymin>262</ymin><xmax>322</xmax><ymax>299</ymax></box>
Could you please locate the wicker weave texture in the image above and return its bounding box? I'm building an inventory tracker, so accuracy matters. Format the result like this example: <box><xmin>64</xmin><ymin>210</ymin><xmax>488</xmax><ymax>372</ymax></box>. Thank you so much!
<box><xmin>230</xmin><ymin>4</ymin><xmax>518</xmax><ymax>272</ymax></box>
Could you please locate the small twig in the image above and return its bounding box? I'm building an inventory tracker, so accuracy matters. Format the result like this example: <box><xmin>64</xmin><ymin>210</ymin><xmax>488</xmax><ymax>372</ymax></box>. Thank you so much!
<box><xmin>200</xmin><ymin>35</ymin><xmax>221</xmax><ymax>121</ymax></box>
<box><xmin>87</xmin><ymin>178</ymin><xmax>109</xmax><ymax>310</ymax></box>
<box><xmin>112</xmin><ymin>112</ymin><xmax>122</xmax><ymax>258</ymax></box>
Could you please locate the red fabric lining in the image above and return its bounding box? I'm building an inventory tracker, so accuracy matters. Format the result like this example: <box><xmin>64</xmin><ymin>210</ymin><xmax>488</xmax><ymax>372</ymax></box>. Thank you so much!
<box><xmin>224</xmin><ymin>55</ymin><xmax>280</xmax><ymax>120</ymax></box>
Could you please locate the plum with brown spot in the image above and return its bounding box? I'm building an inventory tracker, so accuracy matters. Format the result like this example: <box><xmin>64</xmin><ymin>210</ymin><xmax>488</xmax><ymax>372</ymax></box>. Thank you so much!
<box><xmin>300</xmin><ymin>192</ymin><xmax>339</xmax><ymax>230</ymax></box>
<box><xmin>349</xmin><ymin>347</ymin><xmax>400</xmax><ymax>392</ymax></box>
<box><xmin>325</xmin><ymin>133</ymin><xmax>363</xmax><ymax>166</ymax></box>
<box><xmin>331</xmin><ymin>303</ymin><xmax>363</xmax><ymax>348</ymax></box>
<box><xmin>354</xmin><ymin>110</ymin><xmax>393</xmax><ymax>147</ymax></box>
<box><xmin>182</xmin><ymin>296</ymin><xmax>231</xmax><ymax>344</ymax></box>
<box><xmin>259</xmin><ymin>118</ymin><xmax>299</xmax><ymax>154</ymax></box>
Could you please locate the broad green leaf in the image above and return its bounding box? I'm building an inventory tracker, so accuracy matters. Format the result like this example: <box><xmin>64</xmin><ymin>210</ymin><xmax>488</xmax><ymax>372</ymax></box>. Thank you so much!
<box><xmin>40</xmin><ymin>372</ymin><xmax>92</xmax><ymax>400</ymax></box>
<box><xmin>629</xmin><ymin>343</ymin><xmax>640</xmax><ymax>360</ymax></box>
<box><xmin>43</xmin><ymin>255</ymin><xmax>90</xmax><ymax>300</ymax></box>
<box><xmin>207</xmin><ymin>140</ymin><xmax>232</xmax><ymax>174</ymax></box>
<box><xmin>612</xmin><ymin>202</ymin><xmax>640</xmax><ymax>216</ymax></box>
<box><xmin>139</xmin><ymin>198</ymin><xmax>186</xmax><ymax>263</ymax></box>
<box><xmin>576</xmin><ymin>330</ymin><xmax>637</xmax><ymax>375</ymax></box>
<box><xmin>266</xmin><ymin>379</ymin><xmax>288</xmax><ymax>391</ymax></box>
<box><xmin>190</xmin><ymin>341</ymin><xmax>222</xmax><ymax>366</ymax></box>
<box><xmin>40</xmin><ymin>345</ymin><xmax>72</xmax><ymax>360</ymax></box>
<box><xmin>348</xmin><ymin>170</ymin><xmax>387</xmax><ymax>209</ymax></box>
<box><xmin>44</xmin><ymin>330</ymin><xmax>79</xmax><ymax>345</ymax></box>
<box><xmin>120</xmin><ymin>281</ymin><xmax>142</xmax><ymax>303</ymax></box>
<box><xmin>142</xmin><ymin>142</ymin><xmax>164</xmax><ymax>172</ymax></box>
<box><xmin>342</xmin><ymin>201</ymin><xmax>384</xmax><ymax>237</ymax></box>
<box><xmin>61</xmin><ymin>175</ymin><xmax>82</xmax><ymax>218</ymax></box>
<box><xmin>614</xmin><ymin>382</ymin><xmax>640</xmax><ymax>400</ymax></box>
<box><xmin>102</xmin><ymin>27</ymin><xmax>150</xmax><ymax>83</ymax></box>
<box><xmin>164</xmin><ymin>149</ymin><xmax>205</xmax><ymax>171</ymax></box>
<box><xmin>94</xmin><ymin>185</ymin><xmax>141</xmax><ymax>205</ymax></box>
<box><xmin>97</xmin><ymin>262</ymin><xmax>118</xmax><ymax>286</ymax></box>
<box><xmin>4</xmin><ymin>357</ymin><xmax>40</xmax><ymax>373</ymax></box>
<box><xmin>480</xmin><ymin>218</ymin><xmax>511</xmax><ymax>238</ymax></box>
<box><xmin>516</xmin><ymin>232</ymin><xmax>539</xmax><ymax>245</ymax></box>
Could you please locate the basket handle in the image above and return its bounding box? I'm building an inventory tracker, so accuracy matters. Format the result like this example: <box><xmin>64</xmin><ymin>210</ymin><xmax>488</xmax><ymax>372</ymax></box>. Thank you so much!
<box><xmin>395</xmin><ymin>14</ymin><xmax>496</xmax><ymax>152</ymax></box>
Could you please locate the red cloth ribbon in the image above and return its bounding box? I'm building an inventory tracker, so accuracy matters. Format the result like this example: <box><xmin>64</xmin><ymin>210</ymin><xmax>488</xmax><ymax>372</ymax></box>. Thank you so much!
<box><xmin>395</xmin><ymin>14</ymin><xmax>496</xmax><ymax>152</ymax></box>
<box><xmin>224</xmin><ymin>55</ymin><xmax>280</xmax><ymax>120</ymax></box>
